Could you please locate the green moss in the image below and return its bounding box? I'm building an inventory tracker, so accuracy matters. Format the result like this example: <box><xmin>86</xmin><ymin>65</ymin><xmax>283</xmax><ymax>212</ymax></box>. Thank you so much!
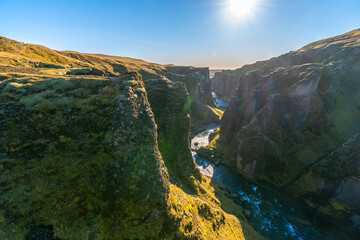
<box><xmin>144</xmin><ymin>78</ymin><xmax>201</xmax><ymax>192</ymax></box>
<box><xmin>287</xmin><ymin>172</ymin><xmax>321</xmax><ymax>196</ymax></box>
<box><xmin>330</xmin><ymin>200</ymin><xmax>349</xmax><ymax>212</ymax></box>
<box><xmin>1</xmin><ymin>76</ymin><xmax>173</xmax><ymax>239</ymax></box>
<box><xmin>318</xmin><ymin>200</ymin><xmax>350</xmax><ymax>220</ymax></box>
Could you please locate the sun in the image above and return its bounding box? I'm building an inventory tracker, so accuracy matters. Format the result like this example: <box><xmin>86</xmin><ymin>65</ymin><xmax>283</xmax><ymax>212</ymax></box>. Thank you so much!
<box><xmin>228</xmin><ymin>0</ymin><xmax>257</xmax><ymax>18</ymax></box>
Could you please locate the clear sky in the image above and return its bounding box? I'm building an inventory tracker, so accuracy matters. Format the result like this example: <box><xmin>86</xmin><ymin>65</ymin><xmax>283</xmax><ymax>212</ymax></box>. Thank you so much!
<box><xmin>0</xmin><ymin>0</ymin><xmax>359</xmax><ymax>69</ymax></box>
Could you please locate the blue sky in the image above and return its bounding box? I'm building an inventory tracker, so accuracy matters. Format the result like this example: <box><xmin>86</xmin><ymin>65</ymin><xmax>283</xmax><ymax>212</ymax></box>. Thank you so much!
<box><xmin>0</xmin><ymin>0</ymin><xmax>359</xmax><ymax>68</ymax></box>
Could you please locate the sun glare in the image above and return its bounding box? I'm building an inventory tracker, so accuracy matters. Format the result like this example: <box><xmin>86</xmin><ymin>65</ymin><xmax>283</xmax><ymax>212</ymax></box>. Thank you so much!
<box><xmin>228</xmin><ymin>0</ymin><xmax>256</xmax><ymax>18</ymax></box>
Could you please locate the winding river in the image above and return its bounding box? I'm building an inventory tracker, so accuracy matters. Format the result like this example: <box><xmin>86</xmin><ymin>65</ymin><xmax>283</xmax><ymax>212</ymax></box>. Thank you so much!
<box><xmin>190</xmin><ymin>94</ymin><xmax>357</xmax><ymax>240</ymax></box>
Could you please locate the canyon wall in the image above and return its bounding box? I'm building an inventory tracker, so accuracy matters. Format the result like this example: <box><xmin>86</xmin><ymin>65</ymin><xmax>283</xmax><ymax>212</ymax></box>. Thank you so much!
<box><xmin>217</xmin><ymin>29</ymin><xmax>360</xmax><ymax>230</ymax></box>
<box><xmin>0</xmin><ymin>73</ymin><xmax>170</xmax><ymax>239</ymax></box>
<box><xmin>0</xmin><ymin>37</ymin><xmax>261</xmax><ymax>239</ymax></box>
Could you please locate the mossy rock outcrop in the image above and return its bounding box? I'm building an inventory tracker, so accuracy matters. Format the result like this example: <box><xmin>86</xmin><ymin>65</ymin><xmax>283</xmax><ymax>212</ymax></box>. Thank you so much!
<box><xmin>0</xmin><ymin>73</ymin><xmax>171</xmax><ymax>239</ymax></box>
<box><xmin>143</xmin><ymin>77</ymin><xmax>201</xmax><ymax>191</ymax></box>
<box><xmin>161</xmin><ymin>66</ymin><xmax>219</xmax><ymax>129</ymax></box>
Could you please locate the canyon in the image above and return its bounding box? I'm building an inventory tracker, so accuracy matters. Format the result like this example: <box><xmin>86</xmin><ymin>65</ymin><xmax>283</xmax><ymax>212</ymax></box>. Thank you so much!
<box><xmin>203</xmin><ymin>29</ymin><xmax>360</xmax><ymax>236</ymax></box>
<box><xmin>0</xmin><ymin>29</ymin><xmax>359</xmax><ymax>240</ymax></box>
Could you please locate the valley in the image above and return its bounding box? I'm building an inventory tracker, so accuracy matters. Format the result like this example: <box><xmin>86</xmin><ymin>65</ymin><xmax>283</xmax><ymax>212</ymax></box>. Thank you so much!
<box><xmin>0</xmin><ymin>28</ymin><xmax>359</xmax><ymax>240</ymax></box>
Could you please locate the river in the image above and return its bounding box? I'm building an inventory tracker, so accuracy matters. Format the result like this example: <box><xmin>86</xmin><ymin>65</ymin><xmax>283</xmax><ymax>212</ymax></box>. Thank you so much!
<box><xmin>190</xmin><ymin>94</ymin><xmax>357</xmax><ymax>240</ymax></box>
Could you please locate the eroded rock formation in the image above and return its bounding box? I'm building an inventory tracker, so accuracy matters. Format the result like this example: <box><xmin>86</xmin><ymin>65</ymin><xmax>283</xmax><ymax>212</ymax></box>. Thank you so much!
<box><xmin>216</xmin><ymin>29</ymin><xmax>360</xmax><ymax>230</ymax></box>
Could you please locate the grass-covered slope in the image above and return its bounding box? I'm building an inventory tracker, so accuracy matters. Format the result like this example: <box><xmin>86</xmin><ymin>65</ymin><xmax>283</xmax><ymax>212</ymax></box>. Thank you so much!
<box><xmin>0</xmin><ymin>36</ymin><xmax>220</xmax><ymax>130</ymax></box>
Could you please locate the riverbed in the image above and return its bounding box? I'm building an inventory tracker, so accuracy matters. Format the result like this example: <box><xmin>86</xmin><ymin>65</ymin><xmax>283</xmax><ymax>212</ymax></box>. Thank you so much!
<box><xmin>190</xmin><ymin>94</ymin><xmax>358</xmax><ymax>240</ymax></box>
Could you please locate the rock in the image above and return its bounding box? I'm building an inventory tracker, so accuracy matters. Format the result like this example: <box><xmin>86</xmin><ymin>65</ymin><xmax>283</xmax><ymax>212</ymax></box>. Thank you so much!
<box><xmin>162</xmin><ymin>66</ymin><xmax>218</xmax><ymax>130</ymax></box>
<box><xmin>66</xmin><ymin>67</ymin><xmax>105</xmax><ymax>76</ymax></box>
<box><xmin>25</xmin><ymin>225</ymin><xmax>57</xmax><ymax>240</ymax></box>
<box><xmin>292</xmin><ymin>218</ymin><xmax>311</xmax><ymax>226</ymax></box>
<box><xmin>215</xmin><ymin>158</ymin><xmax>222</xmax><ymax>166</ymax></box>
<box><xmin>0</xmin><ymin>74</ymin><xmax>170</xmax><ymax>239</ymax></box>
<box><xmin>334</xmin><ymin>177</ymin><xmax>360</xmax><ymax>209</ymax></box>
<box><xmin>351</xmin><ymin>214</ymin><xmax>360</xmax><ymax>227</ymax></box>
<box><xmin>222</xmin><ymin>160</ymin><xmax>232</xmax><ymax>167</ymax></box>
<box><xmin>34</xmin><ymin>61</ymin><xmax>68</xmax><ymax>69</ymax></box>
<box><xmin>234</xmin><ymin>198</ymin><xmax>244</xmax><ymax>205</ymax></box>
<box><xmin>143</xmin><ymin>76</ymin><xmax>201</xmax><ymax>190</ymax></box>
<box><xmin>211</xmin><ymin>70</ymin><xmax>240</xmax><ymax>99</ymax></box>
<box><xmin>217</xmin><ymin>29</ymin><xmax>360</xmax><ymax>227</ymax></box>
<box><xmin>230</xmin><ymin>193</ymin><xmax>240</xmax><ymax>199</ymax></box>
<box><xmin>225</xmin><ymin>192</ymin><xmax>239</xmax><ymax>199</ymax></box>
<box><xmin>243</xmin><ymin>209</ymin><xmax>251</xmax><ymax>218</ymax></box>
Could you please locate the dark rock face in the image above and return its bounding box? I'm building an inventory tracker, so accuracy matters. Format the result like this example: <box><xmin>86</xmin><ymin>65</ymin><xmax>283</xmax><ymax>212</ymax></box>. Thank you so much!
<box><xmin>211</xmin><ymin>71</ymin><xmax>240</xmax><ymax>99</ymax></box>
<box><xmin>218</xmin><ymin>29</ymin><xmax>360</xmax><ymax>226</ymax></box>
<box><xmin>140</xmin><ymin>65</ymin><xmax>220</xmax><ymax>129</ymax></box>
<box><xmin>160</xmin><ymin>66</ymin><xmax>219</xmax><ymax>129</ymax></box>
<box><xmin>334</xmin><ymin>177</ymin><xmax>360</xmax><ymax>210</ymax></box>
<box><xmin>288</xmin><ymin>133</ymin><xmax>360</xmax><ymax>230</ymax></box>
<box><xmin>25</xmin><ymin>226</ymin><xmax>59</xmax><ymax>240</ymax></box>
<box><xmin>0</xmin><ymin>74</ymin><xmax>170</xmax><ymax>239</ymax></box>
<box><xmin>105</xmin><ymin>78</ymin><xmax>170</xmax><ymax>239</ymax></box>
<box><xmin>143</xmin><ymin>77</ymin><xmax>201</xmax><ymax>190</ymax></box>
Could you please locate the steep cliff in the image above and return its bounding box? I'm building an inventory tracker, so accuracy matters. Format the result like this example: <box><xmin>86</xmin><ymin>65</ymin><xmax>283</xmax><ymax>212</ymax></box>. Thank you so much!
<box><xmin>211</xmin><ymin>71</ymin><xmax>240</xmax><ymax>99</ymax></box>
<box><xmin>143</xmin><ymin>76</ymin><xmax>201</xmax><ymax>191</ymax></box>
<box><xmin>214</xmin><ymin>29</ymin><xmax>360</xmax><ymax>229</ymax></box>
<box><xmin>162</xmin><ymin>66</ymin><xmax>220</xmax><ymax>129</ymax></box>
<box><xmin>0</xmin><ymin>38</ymin><xmax>262</xmax><ymax>239</ymax></box>
<box><xmin>212</xmin><ymin>28</ymin><xmax>360</xmax><ymax>99</ymax></box>
<box><xmin>0</xmin><ymin>73</ymin><xmax>171</xmax><ymax>239</ymax></box>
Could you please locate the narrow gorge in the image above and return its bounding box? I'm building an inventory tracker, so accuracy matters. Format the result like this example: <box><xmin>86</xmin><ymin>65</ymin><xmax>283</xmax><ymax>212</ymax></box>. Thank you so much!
<box><xmin>0</xmin><ymin>29</ymin><xmax>359</xmax><ymax>240</ymax></box>
<box><xmin>200</xmin><ymin>29</ymin><xmax>360</xmax><ymax>238</ymax></box>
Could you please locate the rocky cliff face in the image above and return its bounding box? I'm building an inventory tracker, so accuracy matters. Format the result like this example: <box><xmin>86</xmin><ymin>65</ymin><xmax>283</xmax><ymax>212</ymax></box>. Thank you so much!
<box><xmin>159</xmin><ymin>66</ymin><xmax>220</xmax><ymax>129</ymax></box>
<box><xmin>211</xmin><ymin>71</ymin><xmax>240</xmax><ymax>99</ymax></box>
<box><xmin>212</xmin><ymin>29</ymin><xmax>360</xmax><ymax>99</ymax></box>
<box><xmin>0</xmin><ymin>37</ymin><xmax>261</xmax><ymax>239</ymax></box>
<box><xmin>0</xmin><ymin>73</ymin><xmax>170</xmax><ymax>239</ymax></box>
<box><xmin>143</xmin><ymin>76</ymin><xmax>201</xmax><ymax>191</ymax></box>
<box><xmin>217</xmin><ymin>29</ymin><xmax>360</xmax><ymax>230</ymax></box>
